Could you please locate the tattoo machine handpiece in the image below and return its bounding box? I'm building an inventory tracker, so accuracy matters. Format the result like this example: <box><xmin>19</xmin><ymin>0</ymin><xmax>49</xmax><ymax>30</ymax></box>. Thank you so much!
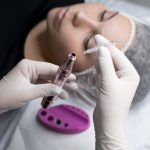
<box><xmin>41</xmin><ymin>52</ymin><xmax>76</xmax><ymax>108</ymax></box>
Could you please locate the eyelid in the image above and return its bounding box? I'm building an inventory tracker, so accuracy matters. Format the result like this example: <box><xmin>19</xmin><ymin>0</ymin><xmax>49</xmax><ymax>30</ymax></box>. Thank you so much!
<box><xmin>99</xmin><ymin>10</ymin><xmax>119</xmax><ymax>21</ymax></box>
<box><xmin>107</xmin><ymin>11</ymin><xmax>119</xmax><ymax>20</ymax></box>
<box><xmin>83</xmin><ymin>34</ymin><xmax>93</xmax><ymax>50</ymax></box>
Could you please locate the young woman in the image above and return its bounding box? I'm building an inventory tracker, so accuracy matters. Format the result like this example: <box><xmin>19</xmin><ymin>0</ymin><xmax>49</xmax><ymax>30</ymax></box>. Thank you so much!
<box><xmin>0</xmin><ymin>0</ymin><xmax>149</xmax><ymax>149</ymax></box>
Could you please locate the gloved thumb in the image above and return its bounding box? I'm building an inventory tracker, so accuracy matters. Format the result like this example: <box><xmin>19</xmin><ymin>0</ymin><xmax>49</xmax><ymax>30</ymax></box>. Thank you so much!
<box><xmin>25</xmin><ymin>83</ymin><xmax>68</xmax><ymax>102</ymax></box>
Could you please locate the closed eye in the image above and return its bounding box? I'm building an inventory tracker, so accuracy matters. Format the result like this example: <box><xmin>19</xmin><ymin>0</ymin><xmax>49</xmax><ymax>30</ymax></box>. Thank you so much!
<box><xmin>99</xmin><ymin>10</ymin><xmax>119</xmax><ymax>22</ymax></box>
<box><xmin>83</xmin><ymin>34</ymin><xmax>93</xmax><ymax>50</ymax></box>
<box><xmin>83</xmin><ymin>11</ymin><xmax>119</xmax><ymax>51</ymax></box>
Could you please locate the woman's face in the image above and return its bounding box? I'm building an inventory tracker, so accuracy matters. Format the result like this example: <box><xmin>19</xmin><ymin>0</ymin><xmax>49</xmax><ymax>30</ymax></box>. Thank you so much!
<box><xmin>47</xmin><ymin>3</ymin><xmax>130</xmax><ymax>72</ymax></box>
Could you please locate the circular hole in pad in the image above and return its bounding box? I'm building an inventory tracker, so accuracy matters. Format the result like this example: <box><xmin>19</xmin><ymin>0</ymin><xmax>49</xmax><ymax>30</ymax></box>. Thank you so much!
<box><xmin>37</xmin><ymin>104</ymin><xmax>90</xmax><ymax>134</ymax></box>
<box><xmin>48</xmin><ymin>116</ymin><xmax>54</xmax><ymax>121</ymax></box>
<box><xmin>64</xmin><ymin>123</ymin><xmax>69</xmax><ymax>127</ymax></box>
<box><xmin>56</xmin><ymin>119</ymin><xmax>62</xmax><ymax>125</ymax></box>
<box><xmin>41</xmin><ymin>110</ymin><xmax>47</xmax><ymax>116</ymax></box>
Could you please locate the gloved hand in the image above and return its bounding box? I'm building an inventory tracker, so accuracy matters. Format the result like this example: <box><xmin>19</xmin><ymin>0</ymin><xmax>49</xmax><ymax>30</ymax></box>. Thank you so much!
<box><xmin>0</xmin><ymin>59</ymin><xmax>77</xmax><ymax>112</ymax></box>
<box><xmin>93</xmin><ymin>35</ymin><xmax>140</xmax><ymax>150</ymax></box>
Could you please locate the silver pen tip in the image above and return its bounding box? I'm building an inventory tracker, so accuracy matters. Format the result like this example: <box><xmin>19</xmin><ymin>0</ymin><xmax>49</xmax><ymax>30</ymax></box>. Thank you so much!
<box><xmin>69</xmin><ymin>52</ymin><xmax>76</xmax><ymax>60</ymax></box>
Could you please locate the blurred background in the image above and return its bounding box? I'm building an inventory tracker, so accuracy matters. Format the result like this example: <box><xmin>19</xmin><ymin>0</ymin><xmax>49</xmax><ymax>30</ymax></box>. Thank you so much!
<box><xmin>129</xmin><ymin>0</ymin><xmax>150</xmax><ymax>7</ymax></box>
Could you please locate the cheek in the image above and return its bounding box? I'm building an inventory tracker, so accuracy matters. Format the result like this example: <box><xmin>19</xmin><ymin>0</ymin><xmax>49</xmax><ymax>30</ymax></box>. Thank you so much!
<box><xmin>57</xmin><ymin>30</ymin><xmax>97</xmax><ymax>72</ymax></box>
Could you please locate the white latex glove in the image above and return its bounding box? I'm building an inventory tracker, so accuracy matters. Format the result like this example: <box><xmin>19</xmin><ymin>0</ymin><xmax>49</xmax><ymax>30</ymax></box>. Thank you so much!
<box><xmin>93</xmin><ymin>35</ymin><xmax>140</xmax><ymax>150</ymax></box>
<box><xmin>0</xmin><ymin>59</ymin><xmax>77</xmax><ymax>112</ymax></box>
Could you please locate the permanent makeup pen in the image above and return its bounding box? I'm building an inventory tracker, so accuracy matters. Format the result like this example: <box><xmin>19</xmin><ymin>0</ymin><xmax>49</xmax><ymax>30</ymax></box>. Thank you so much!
<box><xmin>41</xmin><ymin>52</ymin><xmax>76</xmax><ymax>108</ymax></box>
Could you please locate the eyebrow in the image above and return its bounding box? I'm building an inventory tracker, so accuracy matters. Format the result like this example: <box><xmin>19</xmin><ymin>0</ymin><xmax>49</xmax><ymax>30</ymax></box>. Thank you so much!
<box><xmin>98</xmin><ymin>10</ymin><xmax>119</xmax><ymax>21</ymax></box>
<box><xmin>98</xmin><ymin>10</ymin><xmax>106</xmax><ymax>21</ymax></box>
<box><xmin>107</xmin><ymin>11</ymin><xmax>119</xmax><ymax>20</ymax></box>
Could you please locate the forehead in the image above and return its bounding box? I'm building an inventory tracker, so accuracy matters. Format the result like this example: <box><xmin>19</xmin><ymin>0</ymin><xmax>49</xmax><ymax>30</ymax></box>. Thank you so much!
<box><xmin>73</xmin><ymin>3</ymin><xmax>109</xmax><ymax>15</ymax></box>
<box><xmin>71</xmin><ymin>3</ymin><xmax>109</xmax><ymax>10</ymax></box>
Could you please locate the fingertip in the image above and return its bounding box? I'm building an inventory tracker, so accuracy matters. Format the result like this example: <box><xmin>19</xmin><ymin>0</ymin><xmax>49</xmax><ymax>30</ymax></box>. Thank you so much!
<box><xmin>95</xmin><ymin>34</ymin><xmax>109</xmax><ymax>46</ymax></box>
<box><xmin>48</xmin><ymin>84</ymin><xmax>69</xmax><ymax>99</ymax></box>
<box><xmin>71</xmin><ymin>82</ymin><xmax>78</xmax><ymax>90</ymax></box>
<box><xmin>66</xmin><ymin>82</ymin><xmax>78</xmax><ymax>90</ymax></box>
<box><xmin>59</xmin><ymin>90</ymin><xmax>69</xmax><ymax>99</ymax></box>
<box><xmin>51</xmin><ymin>85</ymin><xmax>62</xmax><ymax>95</ymax></box>
<box><xmin>68</xmin><ymin>74</ymin><xmax>76</xmax><ymax>81</ymax></box>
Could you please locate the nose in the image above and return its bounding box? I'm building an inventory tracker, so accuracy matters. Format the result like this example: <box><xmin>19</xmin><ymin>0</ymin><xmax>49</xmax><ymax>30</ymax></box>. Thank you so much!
<box><xmin>73</xmin><ymin>11</ymin><xmax>98</xmax><ymax>29</ymax></box>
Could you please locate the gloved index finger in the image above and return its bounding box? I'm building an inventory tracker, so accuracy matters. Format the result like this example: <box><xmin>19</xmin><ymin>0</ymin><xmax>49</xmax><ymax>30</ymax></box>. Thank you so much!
<box><xmin>31</xmin><ymin>60</ymin><xmax>59</xmax><ymax>76</ymax></box>
<box><xmin>68</xmin><ymin>74</ymin><xmax>76</xmax><ymax>81</ymax></box>
<box><xmin>96</xmin><ymin>46</ymin><xmax>117</xmax><ymax>80</ymax></box>
<box><xmin>29</xmin><ymin>60</ymin><xmax>76</xmax><ymax>81</ymax></box>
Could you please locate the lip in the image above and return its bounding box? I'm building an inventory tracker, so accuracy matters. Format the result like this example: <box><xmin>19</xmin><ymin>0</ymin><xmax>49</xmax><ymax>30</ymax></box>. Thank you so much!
<box><xmin>54</xmin><ymin>7</ymin><xmax>69</xmax><ymax>29</ymax></box>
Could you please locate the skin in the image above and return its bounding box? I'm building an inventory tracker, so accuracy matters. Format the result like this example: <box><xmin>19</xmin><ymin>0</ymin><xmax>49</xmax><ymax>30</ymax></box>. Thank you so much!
<box><xmin>24</xmin><ymin>3</ymin><xmax>131</xmax><ymax>72</ymax></box>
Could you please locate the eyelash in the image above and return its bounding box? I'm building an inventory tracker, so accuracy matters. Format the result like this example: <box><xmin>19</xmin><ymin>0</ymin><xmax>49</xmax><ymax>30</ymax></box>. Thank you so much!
<box><xmin>84</xmin><ymin>36</ymin><xmax>91</xmax><ymax>50</ymax></box>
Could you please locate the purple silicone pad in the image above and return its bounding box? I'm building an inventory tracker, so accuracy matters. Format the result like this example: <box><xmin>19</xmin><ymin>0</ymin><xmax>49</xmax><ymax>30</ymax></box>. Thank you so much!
<box><xmin>37</xmin><ymin>104</ymin><xmax>90</xmax><ymax>134</ymax></box>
